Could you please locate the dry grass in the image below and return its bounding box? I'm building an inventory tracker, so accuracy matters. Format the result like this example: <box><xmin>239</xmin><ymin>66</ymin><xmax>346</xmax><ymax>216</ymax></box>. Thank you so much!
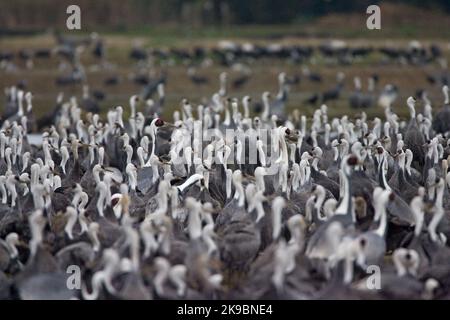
<box><xmin>1</xmin><ymin>34</ymin><xmax>450</xmax><ymax>124</ymax></box>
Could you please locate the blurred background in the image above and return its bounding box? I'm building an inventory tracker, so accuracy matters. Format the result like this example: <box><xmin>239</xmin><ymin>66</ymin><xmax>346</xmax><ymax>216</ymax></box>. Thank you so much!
<box><xmin>2</xmin><ymin>0</ymin><xmax>450</xmax><ymax>37</ymax></box>
<box><xmin>0</xmin><ymin>0</ymin><xmax>450</xmax><ymax>37</ymax></box>
<box><xmin>1</xmin><ymin>0</ymin><xmax>450</xmax><ymax>123</ymax></box>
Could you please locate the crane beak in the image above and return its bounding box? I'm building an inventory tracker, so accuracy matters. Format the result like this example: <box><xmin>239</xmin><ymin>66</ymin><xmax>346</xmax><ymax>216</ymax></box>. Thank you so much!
<box><xmin>423</xmin><ymin>202</ymin><xmax>435</xmax><ymax>212</ymax></box>
<box><xmin>16</xmin><ymin>240</ymin><xmax>28</xmax><ymax>248</ymax></box>
<box><xmin>428</xmin><ymin>181</ymin><xmax>440</xmax><ymax>188</ymax></box>
<box><xmin>79</xmin><ymin>143</ymin><xmax>90</xmax><ymax>149</ymax></box>
<box><xmin>298</xmin><ymin>218</ymin><xmax>307</xmax><ymax>231</ymax></box>
<box><xmin>389</xmin><ymin>151</ymin><xmax>399</xmax><ymax>158</ymax></box>
<box><xmin>163</xmin><ymin>122</ymin><xmax>177</xmax><ymax>129</ymax></box>
<box><xmin>158</xmin><ymin>157</ymin><xmax>171</xmax><ymax>165</ymax></box>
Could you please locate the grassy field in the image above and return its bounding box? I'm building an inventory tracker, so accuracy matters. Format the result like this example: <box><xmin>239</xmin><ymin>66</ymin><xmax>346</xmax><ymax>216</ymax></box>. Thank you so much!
<box><xmin>1</xmin><ymin>35</ymin><xmax>450</xmax><ymax>124</ymax></box>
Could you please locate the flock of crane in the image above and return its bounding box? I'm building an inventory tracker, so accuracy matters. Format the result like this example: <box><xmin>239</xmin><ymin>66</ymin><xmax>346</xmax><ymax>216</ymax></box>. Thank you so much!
<box><xmin>1</xmin><ymin>33</ymin><xmax>450</xmax><ymax>300</ymax></box>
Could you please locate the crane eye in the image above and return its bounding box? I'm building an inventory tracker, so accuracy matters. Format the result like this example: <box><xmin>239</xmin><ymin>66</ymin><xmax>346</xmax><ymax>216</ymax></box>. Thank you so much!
<box><xmin>111</xmin><ymin>197</ymin><xmax>120</xmax><ymax>207</ymax></box>
<box><xmin>285</xmin><ymin>128</ymin><xmax>291</xmax><ymax>135</ymax></box>
<box><xmin>155</xmin><ymin>118</ymin><xmax>164</xmax><ymax>127</ymax></box>
<box><xmin>347</xmin><ymin>155</ymin><xmax>358</xmax><ymax>166</ymax></box>
<box><xmin>359</xmin><ymin>238</ymin><xmax>367</xmax><ymax>248</ymax></box>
